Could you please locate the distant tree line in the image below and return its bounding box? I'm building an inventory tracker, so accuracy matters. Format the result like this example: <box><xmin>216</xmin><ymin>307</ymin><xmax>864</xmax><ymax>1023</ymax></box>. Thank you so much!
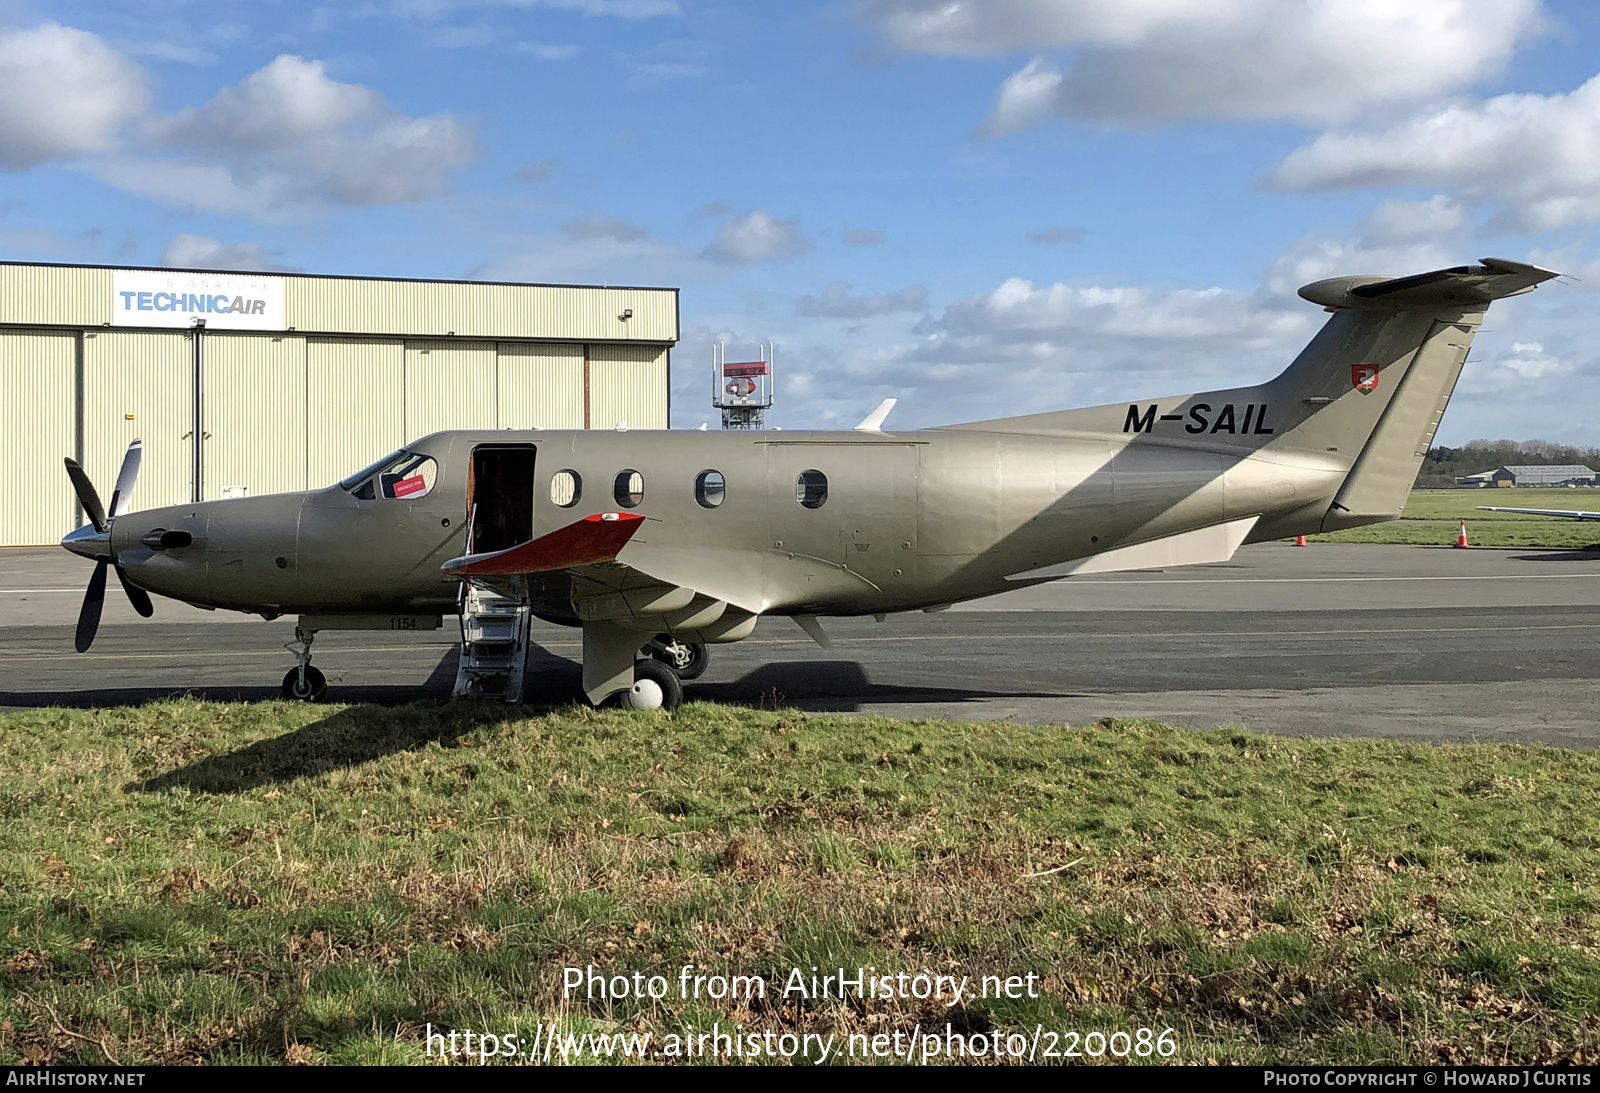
<box><xmin>1416</xmin><ymin>440</ymin><xmax>1600</xmax><ymax>489</ymax></box>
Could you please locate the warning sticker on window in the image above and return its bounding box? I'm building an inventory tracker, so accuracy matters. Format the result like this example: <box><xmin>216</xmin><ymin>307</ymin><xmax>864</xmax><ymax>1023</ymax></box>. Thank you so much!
<box><xmin>392</xmin><ymin>474</ymin><xmax>428</xmax><ymax>499</ymax></box>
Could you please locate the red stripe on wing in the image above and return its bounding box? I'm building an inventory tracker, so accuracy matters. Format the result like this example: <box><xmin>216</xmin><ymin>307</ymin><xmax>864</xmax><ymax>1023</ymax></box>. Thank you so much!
<box><xmin>442</xmin><ymin>512</ymin><xmax>646</xmax><ymax>577</ymax></box>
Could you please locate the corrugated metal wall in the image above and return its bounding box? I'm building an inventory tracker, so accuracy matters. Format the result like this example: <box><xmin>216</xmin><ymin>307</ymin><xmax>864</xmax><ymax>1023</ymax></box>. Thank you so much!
<box><xmin>0</xmin><ymin>266</ymin><xmax>112</xmax><ymax>327</ymax></box>
<box><xmin>589</xmin><ymin>344</ymin><xmax>668</xmax><ymax>430</ymax></box>
<box><xmin>83</xmin><ymin>331</ymin><xmax>192</xmax><ymax>513</ymax></box>
<box><xmin>498</xmin><ymin>342</ymin><xmax>584</xmax><ymax>428</ymax></box>
<box><xmin>203</xmin><ymin>333</ymin><xmax>308</xmax><ymax>499</ymax></box>
<box><xmin>306</xmin><ymin>338</ymin><xmax>405</xmax><ymax>489</ymax></box>
<box><xmin>0</xmin><ymin>331</ymin><xmax>76</xmax><ymax>546</ymax></box>
<box><xmin>285</xmin><ymin>278</ymin><xmax>675</xmax><ymax>343</ymax></box>
<box><xmin>405</xmin><ymin>340</ymin><xmax>497</xmax><ymax>437</ymax></box>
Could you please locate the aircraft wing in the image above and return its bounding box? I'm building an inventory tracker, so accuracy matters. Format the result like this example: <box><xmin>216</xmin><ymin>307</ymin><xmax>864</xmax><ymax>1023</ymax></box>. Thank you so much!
<box><xmin>443</xmin><ymin>511</ymin><xmax>647</xmax><ymax>577</ymax></box>
<box><xmin>1478</xmin><ymin>506</ymin><xmax>1600</xmax><ymax>521</ymax></box>
<box><xmin>441</xmin><ymin>512</ymin><xmax>770</xmax><ymax>629</ymax></box>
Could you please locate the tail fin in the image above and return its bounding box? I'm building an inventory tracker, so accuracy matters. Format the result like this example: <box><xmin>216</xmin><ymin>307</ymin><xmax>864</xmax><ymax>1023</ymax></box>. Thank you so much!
<box><xmin>1279</xmin><ymin>258</ymin><xmax>1557</xmax><ymax>530</ymax></box>
<box><xmin>945</xmin><ymin>257</ymin><xmax>1559</xmax><ymax>530</ymax></box>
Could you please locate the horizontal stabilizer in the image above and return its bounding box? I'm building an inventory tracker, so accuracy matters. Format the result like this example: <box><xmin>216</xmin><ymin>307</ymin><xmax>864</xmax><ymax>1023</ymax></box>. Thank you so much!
<box><xmin>1299</xmin><ymin>257</ymin><xmax>1558</xmax><ymax>312</ymax></box>
<box><xmin>1006</xmin><ymin>515</ymin><xmax>1259</xmax><ymax>581</ymax></box>
<box><xmin>1479</xmin><ymin>506</ymin><xmax>1600</xmax><ymax>522</ymax></box>
<box><xmin>442</xmin><ymin>512</ymin><xmax>645</xmax><ymax>578</ymax></box>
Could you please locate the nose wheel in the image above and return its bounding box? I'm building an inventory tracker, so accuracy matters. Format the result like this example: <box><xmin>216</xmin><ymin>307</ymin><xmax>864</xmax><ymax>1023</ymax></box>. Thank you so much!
<box><xmin>282</xmin><ymin>664</ymin><xmax>327</xmax><ymax>701</ymax></box>
<box><xmin>281</xmin><ymin>625</ymin><xmax>327</xmax><ymax>701</ymax></box>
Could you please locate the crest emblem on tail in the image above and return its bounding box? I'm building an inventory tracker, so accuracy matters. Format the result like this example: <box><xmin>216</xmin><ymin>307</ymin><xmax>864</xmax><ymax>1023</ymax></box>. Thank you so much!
<box><xmin>1352</xmin><ymin>363</ymin><xmax>1379</xmax><ymax>395</ymax></box>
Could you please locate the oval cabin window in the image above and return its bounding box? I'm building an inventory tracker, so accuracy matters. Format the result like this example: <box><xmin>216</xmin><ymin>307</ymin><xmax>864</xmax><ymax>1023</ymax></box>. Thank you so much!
<box><xmin>614</xmin><ymin>470</ymin><xmax>645</xmax><ymax>508</ymax></box>
<box><xmin>695</xmin><ymin>470</ymin><xmax>726</xmax><ymax>508</ymax></box>
<box><xmin>796</xmin><ymin>469</ymin><xmax>828</xmax><ymax>509</ymax></box>
<box><xmin>550</xmin><ymin>470</ymin><xmax>581</xmax><ymax>508</ymax></box>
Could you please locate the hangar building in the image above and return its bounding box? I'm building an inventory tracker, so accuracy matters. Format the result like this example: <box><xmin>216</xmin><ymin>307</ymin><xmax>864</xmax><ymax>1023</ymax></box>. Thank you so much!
<box><xmin>0</xmin><ymin>262</ymin><xmax>678</xmax><ymax>546</ymax></box>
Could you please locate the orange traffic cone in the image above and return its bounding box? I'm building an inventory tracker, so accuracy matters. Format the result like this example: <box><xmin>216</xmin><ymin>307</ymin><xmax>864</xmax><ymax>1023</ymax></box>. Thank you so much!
<box><xmin>1294</xmin><ymin>535</ymin><xmax>1307</xmax><ymax>546</ymax></box>
<box><xmin>1455</xmin><ymin>520</ymin><xmax>1469</xmax><ymax>548</ymax></box>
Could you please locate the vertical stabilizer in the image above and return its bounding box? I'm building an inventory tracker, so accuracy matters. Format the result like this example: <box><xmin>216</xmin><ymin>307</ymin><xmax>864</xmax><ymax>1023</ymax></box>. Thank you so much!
<box><xmin>1289</xmin><ymin>258</ymin><xmax>1558</xmax><ymax>530</ymax></box>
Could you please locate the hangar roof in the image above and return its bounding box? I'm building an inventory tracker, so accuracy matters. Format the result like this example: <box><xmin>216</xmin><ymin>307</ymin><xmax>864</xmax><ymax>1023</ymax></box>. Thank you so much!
<box><xmin>0</xmin><ymin>260</ymin><xmax>678</xmax><ymax>345</ymax></box>
<box><xmin>1501</xmin><ymin>465</ymin><xmax>1596</xmax><ymax>477</ymax></box>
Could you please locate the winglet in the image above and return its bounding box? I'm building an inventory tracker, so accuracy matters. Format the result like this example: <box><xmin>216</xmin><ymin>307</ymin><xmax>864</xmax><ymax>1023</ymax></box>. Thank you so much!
<box><xmin>442</xmin><ymin>512</ymin><xmax>645</xmax><ymax>577</ymax></box>
<box><xmin>853</xmin><ymin>398</ymin><xmax>897</xmax><ymax>433</ymax></box>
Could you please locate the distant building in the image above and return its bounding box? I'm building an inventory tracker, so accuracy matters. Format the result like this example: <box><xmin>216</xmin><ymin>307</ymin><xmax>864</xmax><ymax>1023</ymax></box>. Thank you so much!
<box><xmin>1457</xmin><ymin>465</ymin><xmax>1598</xmax><ymax>487</ymax></box>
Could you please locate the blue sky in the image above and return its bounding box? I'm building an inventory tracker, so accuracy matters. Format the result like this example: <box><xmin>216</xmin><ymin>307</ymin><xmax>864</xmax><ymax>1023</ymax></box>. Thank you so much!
<box><xmin>3</xmin><ymin>0</ymin><xmax>1599</xmax><ymax>443</ymax></box>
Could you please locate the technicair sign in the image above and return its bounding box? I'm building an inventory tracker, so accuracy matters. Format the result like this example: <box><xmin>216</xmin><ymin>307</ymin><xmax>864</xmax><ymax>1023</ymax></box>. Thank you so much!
<box><xmin>112</xmin><ymin>270</ymin><xmax>286</xmax><ymax>331</ymax></box>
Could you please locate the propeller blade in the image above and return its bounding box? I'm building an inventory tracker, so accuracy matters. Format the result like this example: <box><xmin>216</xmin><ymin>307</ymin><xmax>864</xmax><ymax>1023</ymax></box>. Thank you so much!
<box><xmin>115</xmin><ymin>565</ymin><xmax>154</xmax><ymax>618</ymax></box>
<box><xmin>108</xmin><ymin>438</ymin><xmax>142</xmax><ymax>518</ymax></box>
<box><xmin>63</xmin><ymin>458</ymin><xmax>106</xmax><ymax>533</ymax></box>
<box><xmin>75</xmin><ymin>560</ymin><xmax>108</xmax><ymax>653</ymax></box>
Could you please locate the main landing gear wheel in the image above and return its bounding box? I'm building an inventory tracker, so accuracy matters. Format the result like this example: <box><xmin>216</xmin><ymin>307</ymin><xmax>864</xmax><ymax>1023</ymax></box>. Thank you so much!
<box><xmin>648</xmin><ymin>636</ymin><xmax>709</xmax><ymax>680</ymax></box>
<box><xmin>621</xmin><ymin>658</ymin><xmax>682</xmax><ymax>712</ymax></box>
<box><xmin>281</xmin><ymin>665</ymin><xmax>327</xmax><ymax>701</ymax></box>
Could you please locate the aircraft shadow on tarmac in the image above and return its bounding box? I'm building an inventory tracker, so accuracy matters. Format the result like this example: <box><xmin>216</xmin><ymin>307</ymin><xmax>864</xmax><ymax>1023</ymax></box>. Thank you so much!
<box><xmin>681</xmin><ymin>660</ymin><xmax>1074</xmax><ymax>712</ymax></box>
<box><xmin>1510</xmin><ymin>549</ymin><xmax>1600</xmax><ymax>562</ymax></box>
<box><xmin>8</xmin><ymin>640</ymin><xmax>1072</xmax><ymax>715</ymax></box>
<box><xmin>0</xmin><ymin>646</ymin><xmax>469</xmax><ymax>710</ymax></box>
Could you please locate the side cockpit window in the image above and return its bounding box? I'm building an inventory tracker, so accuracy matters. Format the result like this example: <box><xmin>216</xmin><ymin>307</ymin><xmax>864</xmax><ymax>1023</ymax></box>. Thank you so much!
<box><xmin>343</xmin><ymin>450</ymin><xmax>438</xmax><ymax>501</ymax></box>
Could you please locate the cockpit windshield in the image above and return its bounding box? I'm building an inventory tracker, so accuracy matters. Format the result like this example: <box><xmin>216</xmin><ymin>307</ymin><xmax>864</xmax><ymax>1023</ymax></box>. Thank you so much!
<box><xmin>341</xmin><ymin>450</ymin><xmax>438</xmax><ymax>500</ymax></box>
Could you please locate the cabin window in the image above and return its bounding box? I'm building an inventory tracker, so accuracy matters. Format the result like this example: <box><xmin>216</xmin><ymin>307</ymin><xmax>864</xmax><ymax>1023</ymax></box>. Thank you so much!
<box><xmin>346</xmin><ymin>451</ymin><xmax>437</xmax><ymax>500</ymax></box>
<box><xmin>796</xmin><ymin>469</ymin><xmax>828</xmax><ymax>509</ymax></box>
<box><xmin>695</xmin><ymin>469</ymin><xmax>726</xmax><ymax>508</ymax></box>
<box><xmin>614</xmin><ymin>469</ymin><xmax>645</xmax><ymax>508</ymax></box>
<box><xmin>550</xmin><ymin>469</ymin><xmax>581</xmax><ymax>507</ymax></box>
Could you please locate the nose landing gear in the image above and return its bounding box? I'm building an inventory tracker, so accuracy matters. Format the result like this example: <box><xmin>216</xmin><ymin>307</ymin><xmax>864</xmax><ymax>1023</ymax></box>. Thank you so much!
<box><xmin>282</xmin><ymin>625</ymin><xmax>327</xmax><ymax>701</ymax></box>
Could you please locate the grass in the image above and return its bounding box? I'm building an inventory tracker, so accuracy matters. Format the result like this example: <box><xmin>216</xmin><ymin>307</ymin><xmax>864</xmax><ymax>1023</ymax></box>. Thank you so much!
<box><xmin>1301</xmin><ymin>489</ymin><xmax>1600</xmax><ymax>548</ymax></box>
<box><xmin>1310</xmin><ymin>522</ymin><xmax>1600</xmax><ymax>548</ymax></box>
<box><xmin>4</xmin><ymin>700</ymin><xmax>1600</xmax><ymax>1065</ymax></box>
<box><xmin>1400</xmin><ymin>488</ymin><xmax>1600</xmax><ymax>521</ymax></box>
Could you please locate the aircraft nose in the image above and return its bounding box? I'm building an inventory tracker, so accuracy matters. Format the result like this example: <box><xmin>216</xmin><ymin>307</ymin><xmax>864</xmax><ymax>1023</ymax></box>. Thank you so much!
<box><xmin>61</xmin><ymin>524</ymin><xmax>112</xmax><ymax>561</ymax></box>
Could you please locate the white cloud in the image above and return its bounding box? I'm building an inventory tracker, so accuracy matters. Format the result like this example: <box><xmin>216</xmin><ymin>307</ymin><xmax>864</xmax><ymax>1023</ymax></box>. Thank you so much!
<box><xmin>774</xmin><ymin>275</ymin><xmax>1314</xmax><ymax>429</ymax></box>
<box><xmin>796</xmin><ymin>282</ymin><xmax>928</xmax><ymax>318</ymax></box>
<box><xmin>514</xmin><ymin>42</ymin><xmax>580</xmax><ymax>59</ymax></box>
<box><xmin>862</xmin><ymin>0</ymin><xmax>1539</xmax><ymax>129</ymax></box>
<box><xmin>1029</xmin><ymin>225</ymin><xmax>1085</xmax><ymax>245</ymax></box>
<box><xmin>981</xmin><ymin>57</ymin><xmax>1062</xmax><ymax>136</ymax></box>
<box><xmin>160</xmin><ymin>233</ymin><xmax>295</xmax><ymax>271</ymax></box>
<box><xmin>841</xmin><ymin>227</ymin><xmax>885</xmax><ymax>247</ymax></box>
<box><xmin>395</xmin><ymin>0</ymin><xmax>679</xmax><ymax>17</ymax></box>
<box><xmin>115</xmin><ymin>55</ymin><xmax>476</xmax><ymax>217</ymax></box>
<box><xmin>1273</xmin><ymin>74</ymin><xmax>1600</xmax><ymax>232</ymax></box>
<box><xmin>627</xmin><ymin>62</ymin><xmax>708</xmax><ymax>79</ymax></box>
<box><xmin>1356</xmin><ymin>196</ymin><xmax>1469</xmax><ymax>247</ymax></box>
<box><xmin>700</xmin><ymin>210</ymin><xmax>810</xmax><ymax>265</ymax></box>
<box><xmin>0</xmin><ymin>24</ymin><xmax>148</xmax><ymax>170</ymax></box>
<box><xmin>515</xmin><ymin>157</ymin><xmax>557</xmax><ymax>181</ymax></box>
<box><xmin>563</xmin><ymin>212</ymin><xmax>650</xmax><ymax>241</ymax></box>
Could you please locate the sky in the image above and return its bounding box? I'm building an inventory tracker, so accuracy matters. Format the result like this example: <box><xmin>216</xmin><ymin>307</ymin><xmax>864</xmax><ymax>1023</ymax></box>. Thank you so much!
<box><xmin>2</xmin><ymin>0</ymin><xmax>1600</xmax><ymax>443</ymax></box>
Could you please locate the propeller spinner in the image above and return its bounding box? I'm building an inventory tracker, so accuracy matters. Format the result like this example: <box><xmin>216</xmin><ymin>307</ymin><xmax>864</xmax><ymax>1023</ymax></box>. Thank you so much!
<box><xmin>61</xmin><ymin>440</ymin><xmax>153</xmax><ymax>652</ymax></box>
